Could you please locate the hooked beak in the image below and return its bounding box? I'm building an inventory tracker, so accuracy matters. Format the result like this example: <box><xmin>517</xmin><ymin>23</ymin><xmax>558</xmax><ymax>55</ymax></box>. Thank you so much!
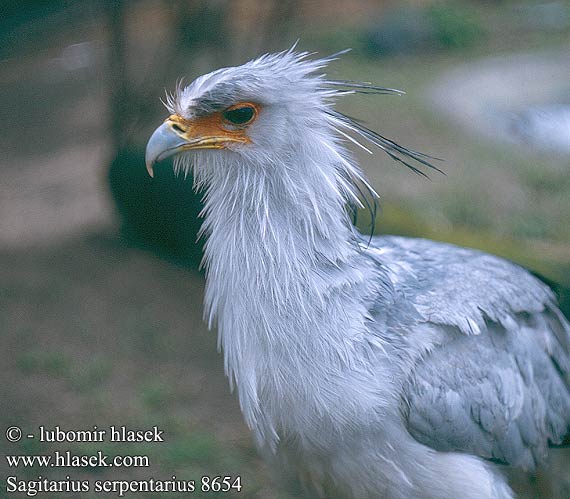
<box><xmin>145</xmin><ymin>114</ymin><xmax>249</xmax><ymax>177</ymax></box>
<box><xmin>145</xmin><ymin>120</ymin><xmax>186</xmax><ymax>177</ymax></box>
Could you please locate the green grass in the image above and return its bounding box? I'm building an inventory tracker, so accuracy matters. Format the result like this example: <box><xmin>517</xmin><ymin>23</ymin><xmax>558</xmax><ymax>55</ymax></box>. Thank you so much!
<box><xmin>71</xmin><ymin>358</ymin><xmax>113</xmax><ymax>393</ymax></box>
<box><xmin>16</xmin><ymin>351</ymin><xmax>72</xmax><ymax>377</ymax></box>
<box><xmin>139</xmin><ymin>379</ymin><xmax>178</xmax><ymax>410</ymax></box>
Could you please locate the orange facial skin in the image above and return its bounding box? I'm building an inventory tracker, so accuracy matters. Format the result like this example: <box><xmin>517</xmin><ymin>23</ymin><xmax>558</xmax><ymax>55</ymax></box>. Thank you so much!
<box><xmin>166</xmin><ymin>102</ymin><xmax>261</xmax><ymax>149</ymax></box>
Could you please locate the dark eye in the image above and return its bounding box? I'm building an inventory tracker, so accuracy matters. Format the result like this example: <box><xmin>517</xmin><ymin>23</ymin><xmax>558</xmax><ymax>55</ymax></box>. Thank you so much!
<box><xmin>223</xmin><ymin>105</ymin><xmax>256</xmax><ymax>125</ymax></box>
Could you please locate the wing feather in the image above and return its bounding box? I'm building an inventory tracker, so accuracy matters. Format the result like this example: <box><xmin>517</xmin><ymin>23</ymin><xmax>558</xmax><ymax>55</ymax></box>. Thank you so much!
<box><xmin>368</xmin><ymin>236</ymin><xmax>570</xmax><ymax>470</ymax></box>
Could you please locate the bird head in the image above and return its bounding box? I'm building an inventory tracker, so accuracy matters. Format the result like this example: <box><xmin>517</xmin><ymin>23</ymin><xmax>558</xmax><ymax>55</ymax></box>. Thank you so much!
<box><xmin>146</xmin><ymin>49</ymin><xmax>348</xmax><ymax>178</ymax></box>
<box><xmin>145</xmin><ymin>49</ymin><xmax>440</xmax><ymax>214</ymax></box>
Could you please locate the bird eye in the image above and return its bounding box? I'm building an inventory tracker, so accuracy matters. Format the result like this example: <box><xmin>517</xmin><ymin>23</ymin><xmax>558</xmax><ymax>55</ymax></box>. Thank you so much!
<box><xmin>223</xmin><ymin>105</ymin><xmax>256</xmax><ymax>125</ymax></box>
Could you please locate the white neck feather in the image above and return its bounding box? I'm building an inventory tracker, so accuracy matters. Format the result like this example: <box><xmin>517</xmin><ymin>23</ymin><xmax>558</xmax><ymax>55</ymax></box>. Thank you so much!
<box><xmin>192</xmin><ymin>136</ymin><xmax>385</xmax><ymax>445</ymax></box>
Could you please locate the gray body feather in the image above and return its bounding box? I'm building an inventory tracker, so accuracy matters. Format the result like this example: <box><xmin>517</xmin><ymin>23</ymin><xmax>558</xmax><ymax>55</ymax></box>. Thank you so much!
<box><xmin>149</xmin><ymin>49</ymin><xmax>570</xmax><ymax>499</ymax></box>
<box><xmin>371</xmin><ymin>236</ymin><xmax>570</xmax><ymax>470</ymax></box>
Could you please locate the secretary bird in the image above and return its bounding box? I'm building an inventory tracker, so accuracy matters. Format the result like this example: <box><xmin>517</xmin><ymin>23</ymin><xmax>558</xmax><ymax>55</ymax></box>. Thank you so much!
<box><xmin>144</xmin><ymin>49</ymin><xmax>570</xmax><ymax>499</ymax></box>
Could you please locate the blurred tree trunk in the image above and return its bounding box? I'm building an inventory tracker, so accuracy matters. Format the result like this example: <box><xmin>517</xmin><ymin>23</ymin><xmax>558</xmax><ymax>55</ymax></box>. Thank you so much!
<box><xmin>107</xmin><ymin>0</ymin><xmax>128</xmax><ymax>153</ymax></box>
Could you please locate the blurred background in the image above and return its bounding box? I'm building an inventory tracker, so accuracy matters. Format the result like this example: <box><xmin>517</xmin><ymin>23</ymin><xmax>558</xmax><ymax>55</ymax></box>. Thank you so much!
<box><xmin>1</xmin><ymin>0</ymin><xmax>569</xmax><ymax>497</ymax></box>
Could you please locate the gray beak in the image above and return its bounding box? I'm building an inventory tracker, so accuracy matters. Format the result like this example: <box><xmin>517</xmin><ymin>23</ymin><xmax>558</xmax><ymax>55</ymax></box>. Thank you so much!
<box><xmin>145</xmin><ymin>121</ymin><xmax>188</xmax><ymax>178</ymax></box>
